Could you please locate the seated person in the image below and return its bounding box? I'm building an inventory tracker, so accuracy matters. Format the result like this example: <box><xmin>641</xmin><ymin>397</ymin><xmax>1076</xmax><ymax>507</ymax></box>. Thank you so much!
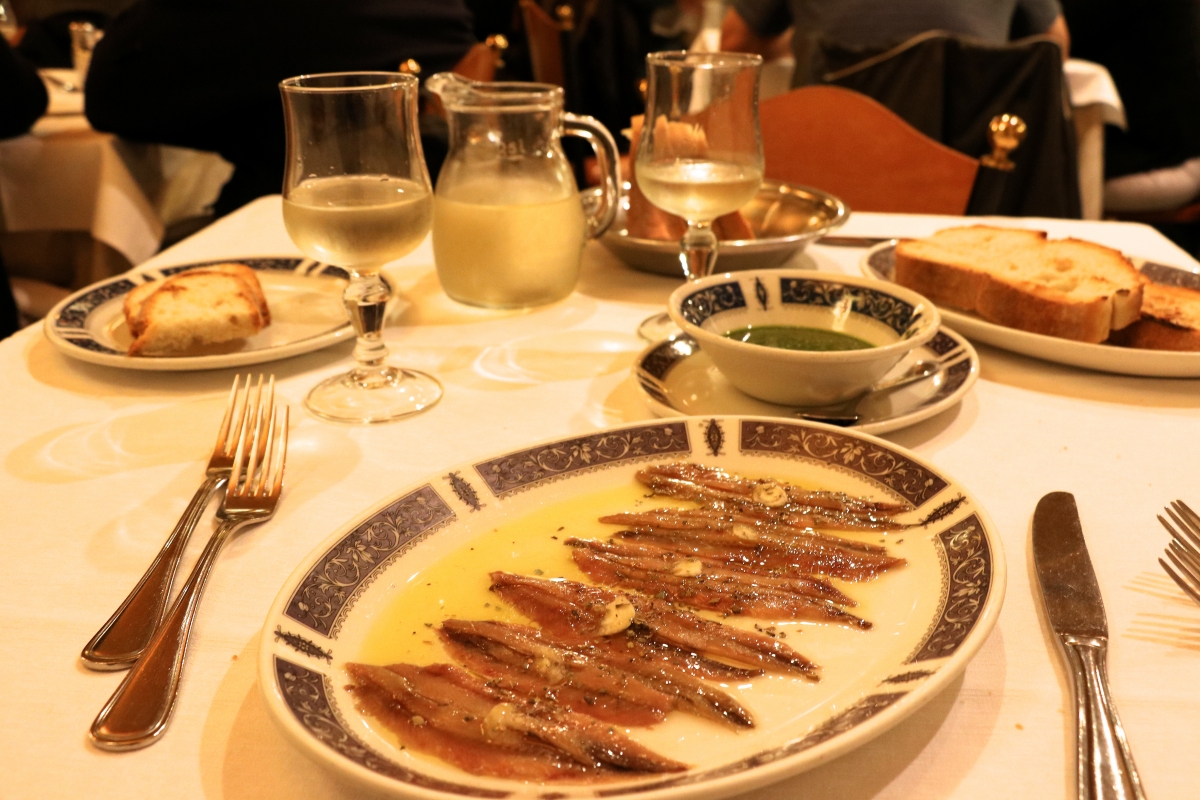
<box><xmin>0</xmin><ymin>36</ymin><xmax>49</xmax><ymax>337</ymax></box>
<box><xmin>85</xmin><ymin>0</ymin><xmax>477</xmax><ymax>216</ymax></box>
<box><xmin>722</xmin><ymin>0</ymin><xmax>1069</xmax><ymax>85</ymax></box>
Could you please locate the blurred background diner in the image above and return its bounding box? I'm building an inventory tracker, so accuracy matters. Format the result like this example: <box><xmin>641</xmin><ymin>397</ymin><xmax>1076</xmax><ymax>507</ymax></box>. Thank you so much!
<box><xmin>2</xmin><ymin>0</ymin><xmax>1199</xmax><ymax>337</ymax></box>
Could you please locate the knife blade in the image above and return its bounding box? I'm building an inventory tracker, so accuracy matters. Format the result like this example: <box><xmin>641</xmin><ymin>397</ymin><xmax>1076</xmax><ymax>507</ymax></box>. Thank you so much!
<box><xmin>1032</xmin><ymin>492</ymin><xmax>1147</xmax><ymax>800</ymax></box>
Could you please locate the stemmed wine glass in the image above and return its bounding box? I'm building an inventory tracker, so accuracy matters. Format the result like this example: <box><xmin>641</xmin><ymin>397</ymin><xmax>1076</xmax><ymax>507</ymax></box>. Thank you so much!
<box><xmin>634</xmin><ymin>51</ymin><xmax>764</xmax><ymax>341</ymax></box>
<box><xmin>280</xmin><ymin>72</ymin><xmax>442</xmax><ymax>423</ymax></box>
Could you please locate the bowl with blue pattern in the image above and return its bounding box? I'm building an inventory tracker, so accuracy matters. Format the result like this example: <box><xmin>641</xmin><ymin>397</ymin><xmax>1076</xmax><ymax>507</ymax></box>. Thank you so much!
<box><xmin>667</xmin><ymin>270</ymin><xmax>940</xmax><ymax>406</ymax></box>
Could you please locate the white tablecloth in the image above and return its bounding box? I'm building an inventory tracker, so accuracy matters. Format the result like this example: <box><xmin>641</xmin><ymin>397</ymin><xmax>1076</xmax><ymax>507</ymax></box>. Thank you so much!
<box><xmin>3</xmin><ymin>199</ymin><xmax>1199</xmax><ymax>799</ymax></box>
<box><xmin>0</xmin><ymin>73</ymin><xmax>233</xmax><ymax>267</ymax></box>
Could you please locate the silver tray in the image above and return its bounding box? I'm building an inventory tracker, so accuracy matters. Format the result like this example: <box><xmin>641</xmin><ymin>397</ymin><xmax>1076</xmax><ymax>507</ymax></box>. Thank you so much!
<box><xmin>600</xmin><ymin>180</ymin><xmax>849</xmax><ymax>276</ymax></box>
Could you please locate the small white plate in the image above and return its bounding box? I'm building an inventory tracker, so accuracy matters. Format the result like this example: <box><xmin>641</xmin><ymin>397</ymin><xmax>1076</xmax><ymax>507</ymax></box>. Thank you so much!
<box><xmin>44</xmin><ymin>258</ymin><xmax>353</xmax><ymax>371</ymax></box>
<box><xmin>259</xmin><ymin>416</ymin><xmax>1004</xmax><ymax>800</ymax></box>
<box><xmin>861</xmin><ymin>241</ymin><xmax>1200</xmax><ymax>377</ymax></box>
<box><xmin>634</xmin><ymin>329</ymin><xmax>978</xmax><ymax>435</ymax></box>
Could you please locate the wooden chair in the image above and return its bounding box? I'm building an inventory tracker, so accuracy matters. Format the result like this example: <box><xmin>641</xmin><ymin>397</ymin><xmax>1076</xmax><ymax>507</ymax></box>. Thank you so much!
<box><xmin>759</xmin><ymin>85</ymin><xmax>982</xmax><ymax>215</ymax></box>
<box><xmin>518</xmin><ymin>0</ymin><xmax>580</xmax><ymax>105</ymax></box>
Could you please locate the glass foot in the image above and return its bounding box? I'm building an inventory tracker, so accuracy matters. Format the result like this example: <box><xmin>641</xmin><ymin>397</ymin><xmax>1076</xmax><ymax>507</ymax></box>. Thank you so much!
<box><xmin>305</xmin><ymin>366</ymin><xmax>442</xmax><ymax>424</ymax></box>
<box><xmin>637</xmin><ymin>311</ymin><xmax>681</xmax><ymax>343</ymax></box>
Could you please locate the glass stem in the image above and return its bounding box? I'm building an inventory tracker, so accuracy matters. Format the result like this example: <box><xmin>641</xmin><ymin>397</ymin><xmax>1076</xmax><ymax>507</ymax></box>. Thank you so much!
<box><xmin>680</xmin><ymin>221</ymin><xmax>718</xmax><ymax>281</ymax></box>
<box><xmin>343</xmin><ymin>271</ymin><xmax>393</xmax><ymax>382</ymax></box>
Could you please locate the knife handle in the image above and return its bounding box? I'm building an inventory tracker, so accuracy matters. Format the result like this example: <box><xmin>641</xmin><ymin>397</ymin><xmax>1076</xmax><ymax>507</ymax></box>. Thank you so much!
<box><xmin>1061</xmin><ymin>636</ymin><xmax>1147</xmax><ymax>800</ymax></box>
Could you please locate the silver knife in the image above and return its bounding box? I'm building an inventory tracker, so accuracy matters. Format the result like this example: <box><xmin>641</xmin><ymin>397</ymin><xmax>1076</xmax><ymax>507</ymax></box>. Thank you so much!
<box><xmin>1032</xmin><ymin>492</ymin><xmax>1147</xmax><ymax>800</ymax></box>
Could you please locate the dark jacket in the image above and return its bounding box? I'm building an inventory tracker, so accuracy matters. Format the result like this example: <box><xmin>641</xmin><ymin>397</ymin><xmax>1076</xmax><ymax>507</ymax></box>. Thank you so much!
<box><xmin>85</xmin><ymin>0</ymin><xmax>476</xmax><ymax>215</ymax></box>
<box><xmin>0</xmin><ymin>37</ymin><xmax>49</xmax><ymax>139</ymax></box>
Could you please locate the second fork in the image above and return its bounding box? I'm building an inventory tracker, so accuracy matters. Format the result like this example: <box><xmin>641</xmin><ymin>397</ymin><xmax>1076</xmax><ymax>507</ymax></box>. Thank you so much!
<box><xmin>81</xmin><ymin>375</ymin><xmax>273</xmax><ymax>670</ymax></box>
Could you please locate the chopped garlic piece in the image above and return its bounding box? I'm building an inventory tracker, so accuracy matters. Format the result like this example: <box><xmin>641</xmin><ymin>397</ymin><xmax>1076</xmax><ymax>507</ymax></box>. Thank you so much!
<box><xmin>596</xmin><ymin>597</ymin><xmax>635</xmax><ymax>635</ymax></box>
<box><xmin>483</xmin><ymin>703</ymin><xmax>518</xmax><ymax>738</ymax></box>
<box><xmin>753</xmin><ymin>482</ymin><xmax>787</xmax><ymax>506</ymax></box>
<box><xmin>671</xmin><ymin>558</ymin><xmax>703</xmax><ymax>577</ymax></box>
<box><xmin>732</xmin><ymin>523</ymin><xmax>760</xmax><ymax>541</ymax></box>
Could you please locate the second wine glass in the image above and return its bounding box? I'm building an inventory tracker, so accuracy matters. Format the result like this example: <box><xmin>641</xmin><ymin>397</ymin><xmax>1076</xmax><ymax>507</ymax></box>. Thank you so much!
<box><xmin>634</xmin><ymin>51</ymin><xmax>764</xmax><ymax>341</ymax></box>
<box><xmin>280</xmin><ymin>72</ymin><xmax>441</xmax><ymax>424</ymax></box>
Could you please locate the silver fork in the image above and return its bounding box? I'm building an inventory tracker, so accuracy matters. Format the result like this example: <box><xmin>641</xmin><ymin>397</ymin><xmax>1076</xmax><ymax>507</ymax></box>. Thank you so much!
<box><xmin>1157</xmin><ymin>500</ymin><xmax>1200</xmax><ymax>606</ymax></box>
<box><xmin>81</xmin><ymin>374</ymin><xmax>274</xmax><ymax>670</ymax></box>
<box><xmin>89</xmin><ymin>400</ymin><xmax>289</xmax><ymax>751</ymax></box>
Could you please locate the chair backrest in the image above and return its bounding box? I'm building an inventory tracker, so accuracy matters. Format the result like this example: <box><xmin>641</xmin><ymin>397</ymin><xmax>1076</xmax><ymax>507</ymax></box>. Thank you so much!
<box><xmin>759</xmin><ymin>85</ymin><xmax>979</xmax><ymax>215</ymax></box>
<box><xmin>520</xmin><ymin>0</ymin><xmax>566</xmax><ymax>87</ymax></box>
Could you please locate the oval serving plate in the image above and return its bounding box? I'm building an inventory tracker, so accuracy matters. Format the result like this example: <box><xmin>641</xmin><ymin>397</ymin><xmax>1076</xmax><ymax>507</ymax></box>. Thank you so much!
<box><xmin>259</xmin><ymin>416</ymin><xmax>1004</xmax><ymax>800</ymax></box>
<box><xmin>602</xmin><ymin>181</ymin><xmax>849</xmax><ymax>276</ymax></box>
<box><xmin>861</xmin><ymin>241</ymin><xmax>1200</xmax><ymax>378</ymax></box>
<box><xmin>43</xmin><ymin>257</ymin><xmax>353</xmax><ymax>371</ymax></box>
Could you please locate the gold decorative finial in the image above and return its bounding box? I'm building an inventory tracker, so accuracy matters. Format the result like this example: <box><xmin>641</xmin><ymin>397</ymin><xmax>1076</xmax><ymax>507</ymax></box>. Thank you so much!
<box><xmin>399</xmin><ymin>58</ymin><xmax>422</xmax><ymax>76</ymax></box>
<box><xmin>485</xmin><ymin>33</ymin><xmax>509</xmax><ymax>68</ymax></box>
<box><xmin>981</xmin><ymin>114</ymin><xmax>1027</xmax><ymax>171</ymax></box>
<box><xmin>556</xmin><ymin>4</ymin><xmax>575</xmax><ymax>31</ymax></box>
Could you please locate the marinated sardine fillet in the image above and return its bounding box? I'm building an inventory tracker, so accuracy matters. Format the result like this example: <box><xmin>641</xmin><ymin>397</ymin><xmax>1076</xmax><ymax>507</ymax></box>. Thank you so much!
<box><xmin>489</xmin><ymin>572</ymin><xmax>820</xmax><ymax>679</ymax></box>
<box><xmin>570</xmin><ymin>544</ymin><xmax>870</xmax><ymax>628</ymax></box>
<box><xmin>347</xmin><ymin>662</ymin><xmax>686</xmax><ymax>777</ymax></box>
<box><xmin>441</xmin><ymin>619</ymin><xmax>754</xmax><ymax>728</ymax></box>
<box><xmin>634</xmin><ymin>463</ymin><xmax>908</xmax><ymax>520</ymax></box>
<box><xmin>439</xmin><ymin>619</ymin><xmax>673</xmax><ymax>726</ymax></box>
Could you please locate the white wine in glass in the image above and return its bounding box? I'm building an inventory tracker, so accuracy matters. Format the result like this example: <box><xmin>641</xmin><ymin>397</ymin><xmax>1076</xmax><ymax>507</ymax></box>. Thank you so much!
<box><xmin>635</xmin><ymin>159</ymin><xmax>762</xmax><ymax>223</ymax></box>
<box><xmin>634</xmin><ymin>51</ymin><xmax>764</xmax><ymax>341</ymax></box>
<box><xmin>283</xmin><ymin>175</ymin><xmax>432</xmax><ymax>273</ymax></box>
<box><xmin>280</xmin><ymin>72</ymin><xmax>441</xmax><ymax>423</ymax></box>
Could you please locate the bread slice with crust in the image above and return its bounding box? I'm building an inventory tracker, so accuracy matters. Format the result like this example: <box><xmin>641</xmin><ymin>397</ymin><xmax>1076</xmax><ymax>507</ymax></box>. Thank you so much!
<box><xmin>1110</xmin><ymin>282</ymin><xmax>1200</xmax><ymax>350</ymax></box>
<box><xmin>893</xmin><ymin>226</ymin><xmax>1145</xmax><ymax>343</ymax></box>
<box><xmin>127</xmin><ymin>271</ymin><xmax>265</xmax><ymax>356</ymax></box>
<box><xmin>124</xmin><ymin>263</ymin><xmax>270</xmax><ymax>338</ymax></box>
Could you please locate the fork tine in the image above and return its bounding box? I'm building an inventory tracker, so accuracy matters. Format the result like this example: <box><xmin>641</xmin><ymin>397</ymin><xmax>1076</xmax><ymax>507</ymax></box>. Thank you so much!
<box><xmin>1168</xmin><ymin>539</ymin><xmax>1200</xmax><ymax>576</ymax></box>
<box><xmin>270</xmin><ymin>406</ymin><xmax>289</xmax><ymax>497</ymax></box>
<box><xmin>1170</xmin><ymin>501</ymin><xmax>1200</xmax><ymax>548</ymax></box>
<box><xmin>1164</xmin><ymin>508</ymin><xmax>1200</xmax><ymax>557</ymax></box>
<box><xmin>252</xmin><ymin>403</ymin><xmax>278</xmax><ymax>497</ymax></box>
<box><xmin>214</xmin><ymin>375</ymin><xmax>240</xmax><ymax>456</ymax></box>
<box><xmin>227</xmin><ymin>393</ymin><xmax>253</xmax><ymax>500</ymax></box>
<box><xmin>243</xmin><ymin>389</ymin><xmax>267</xmax><ymax>496</ymax></box>
<box><xmin>1168</xmin><ymin>542</ymin><xmax>1200</xmax><ymax>581</ymax></box>
<box><xmin>1160</xmin><ymin>557</ymin><xmax>1200</xmax><ymax>605</ymax></box>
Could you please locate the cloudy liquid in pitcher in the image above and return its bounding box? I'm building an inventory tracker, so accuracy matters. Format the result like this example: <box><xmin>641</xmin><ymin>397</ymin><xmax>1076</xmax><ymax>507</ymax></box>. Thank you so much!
<box><xmin>432</xmin><ymin>177</ymin><xmax>587</xmax><ymax>308</ymax></box>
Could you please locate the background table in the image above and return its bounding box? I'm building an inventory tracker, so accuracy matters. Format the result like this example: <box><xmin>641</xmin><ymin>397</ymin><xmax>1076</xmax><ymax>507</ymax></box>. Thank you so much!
<box><xmin>2</xmin><ymin>198</ymin><xmax>1199</xmax><ymax>799</ymax></box>
<box><xmin>0</xmin><ymin>70</ymin><xmax>232</xmax><ymax>281</ymax></box>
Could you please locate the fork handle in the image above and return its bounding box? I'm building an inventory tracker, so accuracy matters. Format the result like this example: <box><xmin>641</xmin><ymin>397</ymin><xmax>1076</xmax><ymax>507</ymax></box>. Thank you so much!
<box><xmin>1061</xmin><ymin>636</ymin><xmax>1147</xmax><ymax>800</ymax></box>
<box><xmin>89</xmin><ymin>517</ymin><xmax>244</xmax><ymax>751</ymax></box>
<box><xmin>81</xmin><ymin>474</ymin><xmax>226</xmax><ymax>670</ymax></box>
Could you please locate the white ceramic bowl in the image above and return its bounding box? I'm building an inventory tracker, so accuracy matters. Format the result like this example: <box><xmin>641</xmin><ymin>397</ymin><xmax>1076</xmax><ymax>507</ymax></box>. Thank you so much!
<box><xmin>667</xmin><ymin>270</ymin><xmax>941</xmax><ymax>406</ymax></box>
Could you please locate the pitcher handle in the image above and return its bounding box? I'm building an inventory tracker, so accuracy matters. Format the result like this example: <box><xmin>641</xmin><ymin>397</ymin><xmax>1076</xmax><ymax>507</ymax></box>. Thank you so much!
<box><xmin>563</xmin><ymin>113</ymin><xmax>619</xmax><ymax>238</ymax></box>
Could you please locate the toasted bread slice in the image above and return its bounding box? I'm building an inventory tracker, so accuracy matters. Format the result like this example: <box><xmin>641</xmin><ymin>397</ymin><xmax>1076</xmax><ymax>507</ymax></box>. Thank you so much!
<box><xmin>124</xmin><ymin>263</ymin><xmax>270</xmax><ymax>337</ymax></box>
<box><xmin>128</xmin><ymin>272</ymin><xmax>264</xmax><ymax>356</ymax></box>
<box><xmin>1110</xmin><ymin>282</ymin><xmax>1200</xmax><ymax>350</ymax></box>
<box><xmin>893</xmin><ymin>225</ymin><xmax>1145</xmax><ymax>343</ymax></box>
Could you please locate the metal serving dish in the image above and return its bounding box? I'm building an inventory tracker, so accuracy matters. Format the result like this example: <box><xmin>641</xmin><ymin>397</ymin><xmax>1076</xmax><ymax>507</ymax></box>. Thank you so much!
<box><xmin>599</xmin><ymin>179</ymin><xmax>849</xmax><ymax>276</ymax></box>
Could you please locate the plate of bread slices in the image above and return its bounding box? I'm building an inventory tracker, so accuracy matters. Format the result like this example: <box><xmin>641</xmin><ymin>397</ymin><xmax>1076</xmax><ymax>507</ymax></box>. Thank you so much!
<box><xmin>44</xmin><ymin>258</ymin><xmax>354</xmax><ymax>371</ymax></box>
<box><xmin>861</xmin><ymin>225</ymin><xmax>1200</xmax><ymax>377</ymax></box>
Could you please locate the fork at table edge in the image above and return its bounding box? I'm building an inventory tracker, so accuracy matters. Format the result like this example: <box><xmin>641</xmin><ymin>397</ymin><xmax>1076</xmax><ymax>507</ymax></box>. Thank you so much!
<box><xmin>80</xmin><ymin>375</ymin><xmax>273</xmax><ymax>671</ymax></box>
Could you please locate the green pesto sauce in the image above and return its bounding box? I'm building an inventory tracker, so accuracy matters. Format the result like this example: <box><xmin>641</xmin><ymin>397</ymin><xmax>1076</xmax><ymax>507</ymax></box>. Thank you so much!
<box><xmin>723</xmin><ymin>324</ymin><xmax>876</xmax><ymax>351</ymax></box>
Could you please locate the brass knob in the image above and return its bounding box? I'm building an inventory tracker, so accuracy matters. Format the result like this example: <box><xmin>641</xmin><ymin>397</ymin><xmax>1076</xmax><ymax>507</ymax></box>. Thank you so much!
<box><xmin>556</xmin><ymin>4</ymin><xmax>575</xmax><ymax>31</ymax></box>
<box><xmin>981</xmin><ymin>114</ymin><xmax>1027</xmax><ymax>171</ymax></box>
<box><xmin>485</xmin><ymin>33</ymin><xmax>509</xmax><ymax>53</ymax></box>
<box><xmin>399</xmin><ymin>58</ymin><xmax>422</xmax><ymax>76</ymax></box>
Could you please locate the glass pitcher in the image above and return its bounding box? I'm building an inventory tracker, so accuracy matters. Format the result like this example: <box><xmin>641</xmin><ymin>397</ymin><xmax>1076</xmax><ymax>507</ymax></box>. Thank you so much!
<box><xmin>425</xmin><ymin>73</ymin><xmax>619</xmax><ymax>308</ymax></box>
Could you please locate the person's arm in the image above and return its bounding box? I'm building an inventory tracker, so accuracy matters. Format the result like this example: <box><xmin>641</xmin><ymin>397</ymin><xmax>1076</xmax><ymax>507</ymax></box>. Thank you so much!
<box><xmin>1044</xmin><ymin>12</ymin><xmax>1071</xmax><ymax>59</ymax></box>
<box><xmin>1017</xmin><ymin>0</ymin><xmax>1070</xmax><ymax>59</ymax></box>
<box><xmin>0</xmin><ymin>37</ymin><xmax>48</xmax><ymax>139</ymax></box>
<box><xmin>720</xmin><ymin>5</ymin><xmax>792</xmax><ymax>60</ymax></box>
